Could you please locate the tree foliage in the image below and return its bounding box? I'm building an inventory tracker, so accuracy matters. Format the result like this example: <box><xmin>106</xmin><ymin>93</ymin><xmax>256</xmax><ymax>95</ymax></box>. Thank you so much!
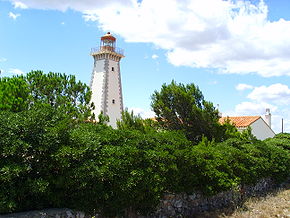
<box><xmin>1</xmin><ymin>106</ymin><xmax>289</xmax><ymax>216</ymax></box>
<box><xmin>0</xmin><ymin>105</ymin><xmax>72</xmax><ymax>213</ymax></box>
<box><xmin>151</xmin><ymin>80</ymin><xmax>227</xmax><ymax>143</ymax></box>
<box><xmin>0</xmin><ymin>70</ymin><xmax>94</xmax><ymax>120</ymax></box>
<box><xmin>0</xmin><ymin>76</ymin><xmax>30</xmax><ymax>112</ymax></box>
<box><xmin>0</xmin><ymin>75</ymin><xmax>289</xmax><ymax>217</ymax></box>
<box><xmin>117</xmin><ymin>109</ymin><xmax>157</xmax><ymax>133</ymax></box>
<box><xmin>264</xmin><ymin>133</ymin><xmax>290</xmax><ymax>150</ymax></box>
<box><xmin>0</xmin><ymin>107</ymin><xmax>191</xmax><ymax>215</ymax></box>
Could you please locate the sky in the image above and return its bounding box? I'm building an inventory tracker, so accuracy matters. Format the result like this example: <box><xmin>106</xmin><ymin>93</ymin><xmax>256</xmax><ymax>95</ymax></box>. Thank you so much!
<box><xmin>1</xmin><ymin>0</ymin><xmax>290</xmax><ymax>133</ymax></box>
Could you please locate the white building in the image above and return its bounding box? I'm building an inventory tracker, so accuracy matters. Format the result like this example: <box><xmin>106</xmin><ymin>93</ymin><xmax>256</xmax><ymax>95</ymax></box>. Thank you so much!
<box><xmin>220</xmin><ymin>109</ymin><xmax>275</xmax><ymax>140</ymax></box>
<box><xmin>90</xmin><ymin>32</ymin><xmax>124</xmax><ymax>128</ymax></box>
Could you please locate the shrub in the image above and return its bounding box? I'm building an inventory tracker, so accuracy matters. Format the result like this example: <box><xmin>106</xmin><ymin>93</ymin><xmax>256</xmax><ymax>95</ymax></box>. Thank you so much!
<box><xmin>51</xmin><ymin>123</ymin><xmax>191</xmax><ymax>216</ymax></box>
<box><xmin>0</xmin><ymin>105</ymin><xmax>72</xmax><ymax>213</ymax></box>
<box><xmin>265</xmin><ymin>133</ymin><xmax>290</xmax><ymax>151</ymax></box>
<box><xmin>0</xmin><ymin>106</ymin><xmax>289</xmax><ymax>216</ymax></box>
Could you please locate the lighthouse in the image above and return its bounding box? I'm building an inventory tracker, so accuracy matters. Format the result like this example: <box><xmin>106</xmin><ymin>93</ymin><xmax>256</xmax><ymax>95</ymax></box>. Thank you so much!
<box><xmin>90</xmin><ymin>32</ymin><xmax>124</xmax><ymax>128</ymax></box>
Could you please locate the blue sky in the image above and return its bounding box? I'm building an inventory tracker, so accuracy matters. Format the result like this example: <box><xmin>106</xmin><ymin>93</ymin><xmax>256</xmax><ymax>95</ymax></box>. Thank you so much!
<box><xmin>1</xmin><ymin>0</ymin><xmax>290</xmax><ymax>133</ymax></box>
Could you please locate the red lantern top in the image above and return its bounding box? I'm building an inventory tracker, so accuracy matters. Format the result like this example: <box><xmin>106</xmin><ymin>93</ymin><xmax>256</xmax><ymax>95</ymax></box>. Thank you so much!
<box><xmin>100</xmin><ymin>32</ymin><xmax>116</xmax><ymax>52</ymax></box>
<box><xmin>91</xmin><ymin>32</ymin><xmax>124</xmax><ymax>57</ymax></box>
<box><xmin>101</xmin><ymin>32</ymin><xmax>116</xmax><ymax>41</ymax></box>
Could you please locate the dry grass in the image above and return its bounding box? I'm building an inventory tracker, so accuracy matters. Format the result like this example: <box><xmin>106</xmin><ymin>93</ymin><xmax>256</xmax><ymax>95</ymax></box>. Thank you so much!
<box><xmin>195</xmin><ymin>183</ymin><xmax>290</xmax><ymax>218</ymax></box>
<box><xmin>226</xmin><ymin>186</ymin><xmax>290</xmax><ymax>218</ymax></box>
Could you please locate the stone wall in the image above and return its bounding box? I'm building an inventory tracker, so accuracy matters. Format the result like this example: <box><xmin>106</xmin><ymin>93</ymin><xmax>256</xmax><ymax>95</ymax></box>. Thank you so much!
<box><xmin>1</xmin><ymin>208</ymin><xmax>89</xmax><ymax>218</ymax></box>
<box><xmin>149</xmin><ymin>177</ymin><xmax>275</xmax><ymax>217</ymax></box>
<box><xmin>1</xmin><ymin>178</ymin><xmax>277</xmax><ymax>218</ymax></box>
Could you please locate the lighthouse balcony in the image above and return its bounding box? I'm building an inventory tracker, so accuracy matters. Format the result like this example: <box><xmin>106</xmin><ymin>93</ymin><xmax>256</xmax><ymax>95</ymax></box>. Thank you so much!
<box><xmin>91</xmin><ymin>46</ymin><xmax>124</xmax><ymax>56</ymax></box>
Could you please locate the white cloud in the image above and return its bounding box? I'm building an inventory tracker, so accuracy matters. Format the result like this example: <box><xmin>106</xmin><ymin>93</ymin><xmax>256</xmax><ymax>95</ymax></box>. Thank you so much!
<box><xmin>8</xmin><ymin>0</ymin><xmax>290</xmax><ymax>77</ymax></box>
<box><xmin>234</xmin><ymin>101</ymin><xmax>277</xmax><ymax>116</ymax></box>
<box><xmin>13</xmin><ymin>1</ymin><xmax>28</xmax><ymax>9</ymax></box>
<box><xmin>9</xmin><ymin>12</ymin><xmax>21</xmax><ymax>20</ymax></box>
<box><xmin>82</xmin><ymin>13</ymin><xmax>98</xmax><ymax>22</ymax></box>
<box><xmin>236</xmin><ymin>83</ymin><xmax>253</xmax><ymax>91</ymax></box>
<box><xmin>0</xmin><ymin>57</ymin><xmax>7</xmax><ymax>62</ymax></box>
<box><xmin>9</xmin><ymin>0</ymin><xmax>132</xmax><ymax>11</ymax></box>
<box><xmin>151</xmin><ymin>54</ymin><xmax>158</xmax><ymax>60</ymax></box>
<box><xmin>9</xmin><ymin>68</ymin><xmax>25</xmax><ymax>75</ymax></box>
<box><xmin>129</xmin><ymin>107</ymin><xmax>155</xmax><ymax>119</ymax></box>
<box><xmin>247</xmin><ymin>83</ymin><xmax>290</xmax><ymax>105</ymax></box>
<box><xmin>84</xmin><ymin>0</ymin><xmax>290</xmax><ymax>77</ymax></box>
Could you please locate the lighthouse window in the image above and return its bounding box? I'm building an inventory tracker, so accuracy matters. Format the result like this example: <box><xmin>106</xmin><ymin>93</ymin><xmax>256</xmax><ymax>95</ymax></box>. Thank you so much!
<box><xmin>112</xmin><ymin>99</ymin><xmax>115</xmax><ymax>104</ymax></box>
<box><xmin>112</xmin><ymin>67</ymin><xmax>114</xmax><ymax>71</ymax></box>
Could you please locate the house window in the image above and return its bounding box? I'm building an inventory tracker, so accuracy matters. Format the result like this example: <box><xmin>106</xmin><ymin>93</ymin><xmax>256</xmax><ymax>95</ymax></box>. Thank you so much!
<box><xmin>112</xmin><ymin>99</ymin><xmax>115</xmax><ymax>104</ymax></box>
<box><xmin>112</xmin><ymin>67</ymin><xmax>114</xmax><ymax>71</ymax></box>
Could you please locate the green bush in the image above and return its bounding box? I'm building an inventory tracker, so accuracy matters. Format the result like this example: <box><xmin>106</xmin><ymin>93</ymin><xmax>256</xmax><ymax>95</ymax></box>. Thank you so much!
<box><xmin>265</xmin><ymin>133</ymin><xmax>290</xmax><ymax>151</ymax></box>
<box><xmin>61</xmin><ymin>124</ymin><xmax>190</xmax><ymax>216</ymax></box>
<box><xmin>1</xmin><ymin>105</ymin><xmax>289</xmax><ymax>216</ymax></box>
<box><xmin>256</xmin><ymin>141</ymin><xmax>290</xmax><ymax>182</ymax></box>
<box><xmin>0</xmin><ymin>105</ymin><xmax>72</xmax><ymax>213</ymax></box>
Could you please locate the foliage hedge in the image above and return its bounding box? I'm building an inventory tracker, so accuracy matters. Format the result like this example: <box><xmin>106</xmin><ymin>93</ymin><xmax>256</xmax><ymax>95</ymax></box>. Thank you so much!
<box><xmin>264</xmin><ymin>133</ymin><xmax>290</xmax><ymax>150</ymax></box>
<box><xmin>0</xmin><ymin>106</ymin><xmax>289</xmax><ymax>216</ymax></box>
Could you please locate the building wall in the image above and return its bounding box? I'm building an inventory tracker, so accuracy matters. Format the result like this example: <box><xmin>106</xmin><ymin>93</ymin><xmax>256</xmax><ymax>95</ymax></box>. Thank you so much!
<box><xmin>90</xmin><ymin>54</ymin><xmax>123</xmax><ymax>128</ymax></box>
<box><xmin>250</xmin><ymin>118</ymin><xmax>275</xmax><ymax>140</ymax></box>
<box><xmin>90</xmin><ymin>59</ymin><xmax>106</xmax><ymax>118</ymax></box>
<box><xmin>106</xmin><ymin>59</ymin><xmax>123</xmax><ymax>128</ymax></box>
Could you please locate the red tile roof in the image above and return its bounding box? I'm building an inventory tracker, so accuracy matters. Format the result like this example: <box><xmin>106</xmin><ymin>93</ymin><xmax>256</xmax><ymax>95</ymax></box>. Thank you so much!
<box><xmin>219</xmin><ymin>116</ymin><xmax>261</xmax><ymax>128</ymax></box>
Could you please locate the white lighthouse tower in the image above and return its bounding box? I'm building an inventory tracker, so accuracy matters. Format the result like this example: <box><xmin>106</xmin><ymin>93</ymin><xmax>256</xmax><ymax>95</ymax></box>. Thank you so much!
<box><xmin>90</xmin><ymin>32</ymin><xmax>124</xmax><ymax>128</ymax></box>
